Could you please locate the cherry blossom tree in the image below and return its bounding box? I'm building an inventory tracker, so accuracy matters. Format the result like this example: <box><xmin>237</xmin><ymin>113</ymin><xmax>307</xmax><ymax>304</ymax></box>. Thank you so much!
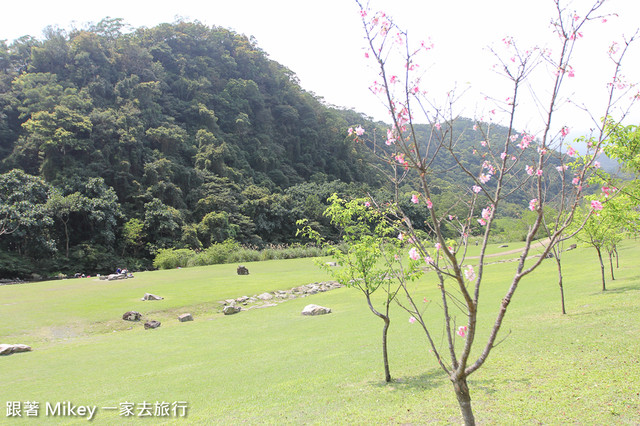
<box><xmin>350</xmin><ymin>0</ymin><xmax>637</xmax><ymax>424</ymax></box>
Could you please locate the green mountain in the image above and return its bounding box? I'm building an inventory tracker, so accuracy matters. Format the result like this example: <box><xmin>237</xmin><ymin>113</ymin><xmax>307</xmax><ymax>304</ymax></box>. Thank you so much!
<box><xmin>0</xmin><ymin>19</ymin><xmax>558</xmax><ymax>278</ymax></box>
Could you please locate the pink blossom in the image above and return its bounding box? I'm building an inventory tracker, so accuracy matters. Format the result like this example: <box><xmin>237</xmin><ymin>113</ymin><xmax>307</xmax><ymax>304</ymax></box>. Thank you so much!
<box><xmin>591</xmin><ymin>200</ymin><xmax>603</xmax><ymax>211</ymax></box>
<box><xmin>481</xmin><ymin>140</ymin><xmax>487</xmax><ymax>147</ymax></box>
<box><xmin>473</xmin><ymin>124</ymin><xmax>478</xmax><ymax>131</ymax></box>
<box><xmin>529</xmin><ymin>198</ymin><xmax>538</xmax><ymax>211</ymax></box>
<box><xmin>501</xmin><ymin>152</ymin><xmax>507</xmax><ymax>160</ymax></box>
<box><xmin>481</xmin><ymin>205</ymin><xmax>493</xmax><ymax>221</ymax></box>
<box><xmin>457</xmin><ymin>325</ymin><xmax>468</xmax><ymax>338</ymax></box>
<box><xmin>572</xmin><ymin>177</ymin><xmax>580</xmax><ymax>185</ymax></box>
<box><xmin>409</xmin><ymin>316</ymin><xmax>416</xmax><ymax>324</ymax></box>
<box><xmin>434</xmin><ymin>242</ymin><xmax>442</xmax><ymax>251</ymax></box>
<box><xmin>424</xmin><ymin>256</ymin><xmax>433</xmax><ymax>264</ymax></box>
<box><xmin>602</xmin><ymin>186</ymin><xmax>615</xmax><ymax>197</ymax></box>
<box><xmin>567</xmin><ymin>146</ymin><xmax>576</xmax><ymax>157</ymax></box>
<box><xmin>385</xmin><ymin>129</ymin><xmax>396</xmax><ymax>145</ymax></box>
<box><xmin>526</xmin><ymin>165</ymin><xmax>535</xmax><ymax>176</ymax></box>
<box><xmin>536</xmin><ymin>169</ymin><xmax>543</xmax><ymax>176</ymax></box>
<box><xmin>423</xmin><ymin>297</ymin><xmax>428</xmax><ymax>303</ymax></box>
<box><xmin>561</xmin><ymin>126</ymin><xmax>570</xmax><ymax>137</ymax></box>
<box><xmin>364</xmin><ymin>201</ymin><xmax>371</xmax><ymax>207</ymax></box>
<box><xmin>435</xmin><ymin>122</ymin><xmax>441</xmax><ymax>130</ymax></box>
<box><xmin>477</xmin><ymin>219</ymin><xmax>486</xmax><ymax>226</ymax></box>
<box><xmin>411</xmin><ymin>194</ymin><xmax>419</xmax><ymax>204</ymax></box>
<box><xmin>397</xmin><ymin>232</ymin><xmax>404</xmax><ymax>241</ymax></box>
<box><xmin>511</xmin><ymin>156</ymin><xmax>517</xmax><ymax>161</ymax></box>
<box><xmin>364</xmin><ymin>52</ymin><xmax>369</xmax><ymax>59</ymax></box>
<box><xmin>355</xmin><ymin>125</ymin><xmax>365</xmax><ymax>136</ymax></box>
<box><xmin>409</xmin><ymin>247</ymin><xmax>420</xmax><ymax>261</ymax></box>
<box><xmin>593</xmin><ymin>161</ymin><xmax>601</xmax><ymax>169</ymax></box>
<box><xmin>348</xmin><ymin>127</ymin><xmax>354</xmax><ymax>136</ymax></box>
<box><xmin>472</xmin><ymin>185</ymin><xmax>482</xmax><ymax>194</ymax></box>
<box><xmin>464</xmin><ymin>265</ymin><xmax>476</xmax><ymax>282</ymax></box>
<box><xmin>567</xmin><ymin>67</ymin><xmax>575</xmax><ymax>78</ymax></box>
<box><xmin>448</xmin><ymin>215</ymin><xmax>455</xmax><ymax>220</ymax></box>
<box><xmin>479</xmin><ymin>174</ymin><xmax>491</xmax><ymax>184</ymax></box>
<box><xmin>426</xmin><ymin>198</ymin><xmax>433</xmax><ymax>209</ymax></box>
<box><xmin>556</xmin><ymin>165</ymin><xmax>568</xmax><ymax>172</ymax></box>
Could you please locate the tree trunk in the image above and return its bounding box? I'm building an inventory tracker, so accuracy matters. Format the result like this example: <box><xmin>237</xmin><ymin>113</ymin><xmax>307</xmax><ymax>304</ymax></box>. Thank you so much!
<box><xmin>596</xmin><ymin>246</ymin><xmax>606</xmax><ymax>291</ymax></box>
<box><xmin>382</xmin><ymin>315</ymin><xmax>391</xmax><ymax>383</ymax></box>
<box><xmin>608</xmin><ymin>252</ymin><xmax>615</xmax><ymax>281</ymax></box>
<box><xmin>453</xmin><ymin>376</ymin><xmax>475</xmax><ymax>426</ymax></box>
<box><xmin>555</xmin><ymin>255</ymin><xmax>566</xmax><ymax>314</ymax></box>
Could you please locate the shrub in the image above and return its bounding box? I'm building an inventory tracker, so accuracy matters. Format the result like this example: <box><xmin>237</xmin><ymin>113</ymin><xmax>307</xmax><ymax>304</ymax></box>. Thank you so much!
<box><xmin>153</xmin><ymin>248</ymin><xmax>195</xmax><ymax>269</ymax></box>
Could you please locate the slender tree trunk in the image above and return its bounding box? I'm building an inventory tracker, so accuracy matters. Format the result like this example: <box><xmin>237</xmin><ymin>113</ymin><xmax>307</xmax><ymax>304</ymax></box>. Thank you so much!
<box><xmin>608</xmin><ymin>251</ymin><xmax>615</xmax><ymax>281</ymax></box>
<box><xmin>382</xmin><ymin>315</ymin><xmax>391</xmax><ymax>383</ymax></box>
<box><xmin>453</xmin><ymin>376</ymin><xmax>475</xmax><ymax>426</ymax></box>
<box><xmin>614</xmin><ymin>246</ymin><xmax>619</xmax><ymax>268</ymax></box>
<box><xmin>63</xmin><ymin>219</ymin><xmax>70</xmax><ymax>258</ymax></box>
<box><xmin>555</xmin><ymin>256</ymin><xmax>566</xmax><ymax>314</ymax></box>
<box><xmin>595</xmin><ymin>246</ymin><xmax>606</xmax><ymax>291</ymax></box>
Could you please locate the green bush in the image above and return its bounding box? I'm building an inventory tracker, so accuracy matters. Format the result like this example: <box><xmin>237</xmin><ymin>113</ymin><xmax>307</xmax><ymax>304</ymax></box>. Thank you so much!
<box><xmin>153</xmin><ymin>248</ymin><xmax>195</xmax><ymax>269</ymax></box>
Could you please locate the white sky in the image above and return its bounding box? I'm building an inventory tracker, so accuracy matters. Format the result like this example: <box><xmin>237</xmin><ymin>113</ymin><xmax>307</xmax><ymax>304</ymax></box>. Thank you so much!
<box><xmin>1</xmin><ymin>0</ymin><xmax>639</xmax><ymax>136</ymax></box>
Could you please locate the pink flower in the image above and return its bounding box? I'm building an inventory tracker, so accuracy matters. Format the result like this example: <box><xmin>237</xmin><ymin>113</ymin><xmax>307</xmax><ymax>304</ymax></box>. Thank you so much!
<box><xmin>561</xmin><ymin>126</ymin><xmax>570</xmax><ymax>137</ymax></box>
<box><xmin>472</xmin><ymin>185</ymin><xmax>482</xmax><ymax>194</ymax></box>
<box><xmin>500</xmin><ymin>152</ymin><xmax>507</xmax><ymax>160</ymax></box>
<box><xmin>409</xmin><ymin>316</ymin><xmax>416</xmax><ymax>324</ymax></box>
<box><xmin>479</xmin><ymin>174</ymin><xmax>491</xmax><ymax>184</ymax></box>
<box><xmin>526</xmin><ymin>165</ymin><xmax>535</xmax><ymax>176</ymax></box>
<box><xmin>411</xmin><ymin>194</ymin><xmax>419</xmax><ymax>204</ymax></box>
<box><xmin>473</xmin><ymin>124</ymin><xmax>478</xmax><ymax>131</ymax></box>
<box><xmin>435</xmin><ymin>122</ymin><xmax>441</xmax><ymax>130</ymax></box>
<box><xmin>347</xmin><ymin>127</ymin><xmax>354</xmax><ymax>136</ymax></box>
<box><xmin>529</xmin><ymin>198</ymin><xmax>538</xmax><ymax>211</ymax></box>
<box><xmin>593</xmin><ymin>161</ymin><xmax>601</xmax><ymax>169</ymax></box>
<box><xmin>426</xmin><ymin>198</ymin><xmax>433</xmax><ymax>209</ymax></box>
<box><xmin>481</xmin><ymin>205</ymin><xmax>493</xmax><ymax>221</ymax></box>
<box><xmin>591</xmin><ymin>200</ymin><xmax>603</xmax><ymax>211</ymax></box>
<box><xmin>536</xmin><ymin>169</ymin><xmax>543</xmax><ymax>176</ymax></box>
<box><xmin>481</xmin><ymin>140</ymin><xmax>487</xmax><ymax>147</ymax></box>
<box><xmin>556</xmin><ymin>165</ymin><xmax>568</xmax><ymax>172</ymax></box>
<box><xmin>409</xmin><ymin>247</ymin><xmax>420</xmax><ymax>261</ymax></box>
<box><xmin>397</xmin><ymin>232</ymin><xmax>404</xmax><ymax>241</ymax></box>
<box><xmin>457</xmin><ymin>326</ymin><xmax>467</xmax><ymax>338</ymax></box>
<box><xmin>572</xmin><ymin>177</ymin><xmax>580</xmax><ymax>185</ymax></box>
<box><xmin>434</xmin><ymin>243</ymin><xmax>442</xmax><ymax>251</ymax></box>
<box><xmin>464</xmin><ymin>265</ymin><xmax>476</xmax><ymax>282</ymax></box>
<box><xmin>424</xmin><ymin>256</ymin><xmax>433</xmax><ymax>264</ymax></box>
<box><xmin>355</xmin><ymin>125</ymin><xmax>365</xmax><ymax>136</ymax></box>
<box><xmin>386</xmin><ymin>129</ymin><xmax>396</xmax><ymax>145</ymax></box>
<box><xmin>477</xmin><ymin>218</ymin><xmax>486</xmax><ymax>226</ymax></box>
<box><xmin>602</xmin><ymin>186</ymin><xmax>616</xmax><ymax>197</ymax></box>
<box><xmin>364</xmin><ymin>201</ymin><xmax>371</xmax><ymax>207</ymax></box>
<box><xmin>423</xmin><ymin>297</ymin><xmax>428</xmax><ymax>303</ymax></box>
<box><xmin>448</xmin><ymin>215</ymin><xmax>455</xmax><ymax>220</ymax></box>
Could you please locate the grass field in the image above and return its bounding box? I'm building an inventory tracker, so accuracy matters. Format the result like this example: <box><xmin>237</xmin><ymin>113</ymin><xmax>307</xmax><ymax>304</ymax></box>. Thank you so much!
<box><xmin>0</xmin><ymin>240</ymin><xmax>639</xmax><ymax>424</ymax></box>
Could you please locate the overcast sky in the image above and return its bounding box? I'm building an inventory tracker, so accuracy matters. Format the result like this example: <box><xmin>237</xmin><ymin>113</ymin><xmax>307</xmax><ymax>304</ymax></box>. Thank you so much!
<box><xmin>1</xmin><ymin>0</ymin><xmax>638</xmax><ymax>136</ymax></box>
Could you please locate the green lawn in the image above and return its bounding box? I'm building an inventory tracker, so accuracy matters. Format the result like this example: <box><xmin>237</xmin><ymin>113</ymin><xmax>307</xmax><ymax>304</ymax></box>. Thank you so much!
<box><xmin>0</xmin><ymin>241</ymin><xmax>639</xmax><ymax>424</ymax></box>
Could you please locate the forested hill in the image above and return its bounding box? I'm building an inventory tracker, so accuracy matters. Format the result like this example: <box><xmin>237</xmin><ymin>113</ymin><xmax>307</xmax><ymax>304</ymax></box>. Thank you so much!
<box><xmin>0</xmin><ymin>19</ymin><xmax>391</xmax><ymax>276</ymax></box>
<box><xmin>0</xmin><ymin>18</ymin><xmax>549</xmax><ymax>278</ymax></box>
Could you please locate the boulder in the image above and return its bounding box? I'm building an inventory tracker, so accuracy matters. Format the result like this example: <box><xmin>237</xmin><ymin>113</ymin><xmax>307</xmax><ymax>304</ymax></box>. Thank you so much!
<box><xmin>0</xmin><ymin>344</ymin><xmax>32</xmax><ymax>356</ymax></box>
<box><xmin>301</xmin><ymin>304</ymin><xmax>332</xmax><ymax>316</ymax></box>
<box><xmin>144</xmin><ymin>320</ymin><xmax>161</xmax><ymax>329</ymax></box>
<box><xmin>141</xmin><ymin>293</ymin><xmax>164</xmax><ymax>301</ymax></box>
<box><xmin>257</xmin><ymin>292</ymin><xmax>273</xmax><ymax>300</ymax></box>
<box><xmin>178</xmin><ymin>313</ymin><xmax>193</xmax><ymax>322</ymax></box>
<box><xmin>122</xmin><ymin>311</ymin><xmax>142</xmax><ymax>321</ymax></box>
<box><xmin>223</xmin><ymin>305</ymin><xmax>241</xmax><ymax>315</ymax></box>
<box><xmin>567</xmin><ymin>243</ymin><xmax>578</xmax><ymax>251</ymax></box>
<box><xmin>237</xmin><ymin>265</ymin><xmax>249</xmax><ymax>275</ymax></box>
<box><xmin>325</xmin><ymin>262</ymin><xmax>338</xmax><ymax>267</ymax></box>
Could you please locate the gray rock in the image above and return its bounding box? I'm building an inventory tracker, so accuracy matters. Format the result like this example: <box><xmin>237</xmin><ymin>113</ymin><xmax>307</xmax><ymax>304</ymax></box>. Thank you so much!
<box><xmin>301</xmin><ymin>304</ymin><xmax>332</xmax><ymax>316</ymax></box>
<box><xmin>141</xmin><ymin>293</ymin><xmax>164</xmax><ymax>301</ymax></box>
<box><xmin>257</xmin><ymin>292</ymin><xmax>273</xmax><ymax>300</ymax></box>
<box><xmin>0</xmin><ymin>344</ymin><xmax>32</xmax><ymax>355</ymax></box>
<box><xmin>144</xmin><ymin>320</ymin><xmax>161</xmax><ymax>329</ymax></box>
<box><xmin>236</xmin><ymin>296</ymin><xmax>250</xmax><ymax>303</ymax></box>
<box><xmin>122</xmin><ymin>311</ymin><xmax>142</xmax><ymax>321</ymax></box>
<box><xmin>178</xmin><ymin>313</ymin><xmax>193</xmax><ymax>322</ymax></box>
<box><xmin>223</xmin><ymin>305</ymin><xmax>241</xmax><ymax>315</ymax></box>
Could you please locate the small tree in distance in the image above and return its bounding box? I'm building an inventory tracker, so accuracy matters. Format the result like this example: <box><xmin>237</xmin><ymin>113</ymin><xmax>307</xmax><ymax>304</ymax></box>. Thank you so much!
<box><xmin>346</xmin><ymin>0</ymin><xmax>638</xmax><ymax>424</ymax></box>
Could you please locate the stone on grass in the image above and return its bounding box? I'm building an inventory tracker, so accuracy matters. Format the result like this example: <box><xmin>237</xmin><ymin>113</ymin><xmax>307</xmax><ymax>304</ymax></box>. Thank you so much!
<box><xmin>237</xmin><ymin>265</ymin><xmax>249</xmax><ymax>275</ymax></box>
<box><xmin>141</xmin><ymin>293</ymin><xmax>164</xmax><ymax>301</ymax></box>
<box><xmin>178</xmin><ymin>313</ymin><xmax>193</xmax><ymax>322</ymax></box>
<box><xmin>301</xmin><ymin>304</ymin><xmax>332</xmax><ymax>316</ymax></box>
<box><xmin>122</xmin><ymin>311</ymin><xmax>142</xmax><ymax>321</ymax></box>
<box><xmin>0</xmin><ymin>344</ymin><xmax>32</xmax><ymax>355</ymax></box>
<box><xmin>144</xmin><ymin>320</ymin><xmax>161</xmax><ymax>329</ymax></box>
<box><xmin>257</xmin><ymin>292</ymin><xmax>273</xmax><ymax>300</ymax></box>
<box><xmin>223</xmin><ymin>305</ymin><xmax>241</xmax><ymax>315</ymax></box>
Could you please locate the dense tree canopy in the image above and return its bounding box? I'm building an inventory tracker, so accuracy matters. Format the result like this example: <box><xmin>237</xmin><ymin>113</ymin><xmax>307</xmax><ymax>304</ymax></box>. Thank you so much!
<box><xmin>0</xmin><ymin>18</ymin><xmax>552</xmax><ymax>278</ymax></box>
